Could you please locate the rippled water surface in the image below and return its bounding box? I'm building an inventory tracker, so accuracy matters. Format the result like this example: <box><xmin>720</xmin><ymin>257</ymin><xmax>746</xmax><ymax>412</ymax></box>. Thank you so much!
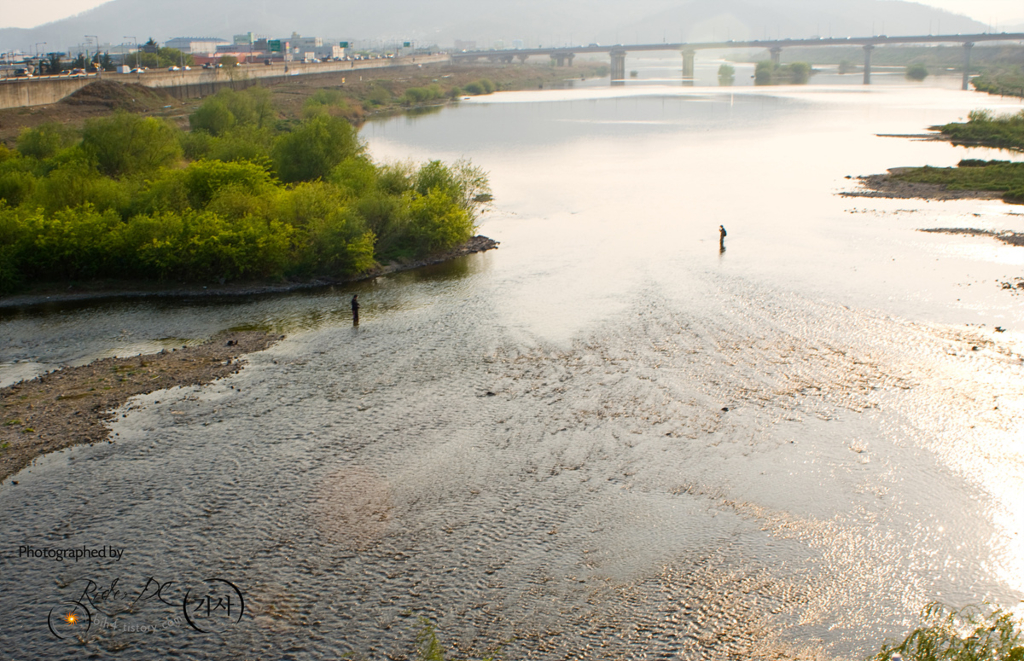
<box><xmin>2</xmin><ymin>69</ymin><xmax>1024</xmax><ymax>659</ymax></box>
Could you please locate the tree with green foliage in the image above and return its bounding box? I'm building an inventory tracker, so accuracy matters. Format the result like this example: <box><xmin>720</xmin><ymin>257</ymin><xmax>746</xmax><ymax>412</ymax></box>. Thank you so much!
<box><xmin>0</xmin><ymin>83</ymin><xmax>490</xmax><ymax>294</ymax></box>
<box><xmin>462</xmin><ymin>79</ymin><xmax>496</xmax><ymax>95</ymax></box>
<box><xmin>718</xmin><ymin>63</ymin><xmax>735</xmax><ymax>86</ymax></box>
<box><xmin>754</xmin><ymin>61</ymin><xmax>811</xmax><ymax>85</ymax></box>
<box><xmin>906</xmin><ymin>63</ymin><xmax>929</xmax><ymax>81</ymax></box>
<box><xmin>754</xmin><ymin>61</ymin><xmax>774</xmax><ymax>85</ymax></box>
<box><xmin>273</xmin><ymin>114</ymin><xmax>364</xmax><ymax>183</ymax></box>
<box><xmin>44</xmin><ymin>54</ymin><xmax>63</xmax><ymax>75</ymax></box>
<box><xmin>16</xmin><ymin>123</ymin><xmax>77</xmax><ymax>160</ymax></box>
<box><xmin>82</xmin><ymin>113</ymin><xmax>182</xmax><ymax>178</ymax></box>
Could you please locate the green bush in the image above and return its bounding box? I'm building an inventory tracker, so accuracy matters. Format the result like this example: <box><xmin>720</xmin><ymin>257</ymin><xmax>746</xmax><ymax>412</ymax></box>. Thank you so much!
<box><xmin>30</xmin><ymin>160</ymin><xmax>129</xmax><ymax>215</ymax></box>
<box><xmin>365</xmin><ymin>85</ymin><xmax>393</xmax><ymax>107</ymax></box>
<box><xmin>0</xmin><ymin>88</ymin><xmax>489</xmax><ymax>292</ymax></box>
<box><xmin>273</xmin><ymin>114</ymin><xmax>364</xmax><ymax>183</ymax></box>
<box><xmin>189</xmin><ymin>100</ymin><xmax>236</xmax><ymax>136</ymax></box>
<box><xmin>17</xmin><ymin>123</ymin><xmax>77</xmax><ymax>160</ymax></box>
<box><xmin>401</xmin><ymin>84</ymin><xmax>444</xmax><ymax>106</ymax></box>
<box><xmin>718</xmin><ymin>64</ymin><xmax>735</xmax><ymax>86</ymax></box>
<box><xmin>190</xmin><ymin>87</ymin><xmax>277</xmax><ymax>135</ymax></box>
<box><xmin>0</xmin><ymin>169</ymin><xmax>38</xmax><ymax>208</ymax></box>
<box><xmin>754</xmin><ymin>61</ymin><xmax>774</xmax><ymax>85</ymax></box>
<box><xmin>329</xmin><ymin>156</ymin><xmax>379</xmax><ymax>198</ymax></box>
<box><xmin>82</xmin><ymin>113</ymin><xmax>182</xmax><ymax>178</ymax></box>
<box><xmin>937</xmin><ymin>109</ymin><xmax>1024</xmax><ymax>151</ymax></box>
<box><xmin>906</xmin><ymin>63</ymin><xmax>929</xmax><ymax>81</ymax></box>
<box><xmin>355</xmin><ymin>191</ymin><xmax>411</xmax><ymax>257</ymax></box>
<box><xmin>407</xmin><ymin>188</ymin><xmax>474</xmax><ymax>254</ymax></box>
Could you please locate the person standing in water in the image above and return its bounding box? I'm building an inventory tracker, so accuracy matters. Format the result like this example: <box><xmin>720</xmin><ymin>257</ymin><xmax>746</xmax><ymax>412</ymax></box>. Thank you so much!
<box><xmin>719</xmin><ymin>225</ymin><xmax>727</xmax><ymax>251</ymax></box>
<box><xmin>351</xmin><ymin>294</ymin><xmax>360</xmax><ymax>325</ymax></box>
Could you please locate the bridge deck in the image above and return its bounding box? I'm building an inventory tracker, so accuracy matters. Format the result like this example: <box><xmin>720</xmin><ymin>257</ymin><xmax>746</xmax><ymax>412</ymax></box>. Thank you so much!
<box><xmin>453</xmin><ymin>33</ymin><xmax>1024</xmax><ymax>59</ymax></box>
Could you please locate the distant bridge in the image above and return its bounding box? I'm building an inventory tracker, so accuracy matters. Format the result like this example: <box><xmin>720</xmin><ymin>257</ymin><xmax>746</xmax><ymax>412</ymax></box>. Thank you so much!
<box><xmin>452</xmin><ymin>33</ymin><xmax>1024</xmax><ymax>89</ymax></box>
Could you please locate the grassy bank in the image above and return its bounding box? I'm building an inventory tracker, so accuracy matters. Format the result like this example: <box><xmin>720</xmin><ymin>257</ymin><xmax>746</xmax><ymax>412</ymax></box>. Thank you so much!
<box><xmin>932</xmin><ymin>109</ymin><xmax>1024</xmax><ymax>151</ymax></box>
<box><xmin>0</xmin><ymin>62</ymin><xmax>607</xmax><ymax>147</ymax></box>
<box><xmin>0</xmin><ymin>86</ymin><xmax>492</xmax><ymax>295</ymax></box>
<box><xmin>888</xmin><ymin>159</ymin><xmax>1024</xmax><ymax>203</ymax></box>
<box><xmin>265</xmin><ymin>61</ymin><xmax>608</xmax><ymax>124</ymax></box>
<box><xmin>878</xmin><ymin>110</ymin><xmax>1024</xmax><ymax>204</ymax></box>
<box><xmin>972</xmin><ymin>68</ymin><xmax>1024</xmax><ymax>99</ymax></box>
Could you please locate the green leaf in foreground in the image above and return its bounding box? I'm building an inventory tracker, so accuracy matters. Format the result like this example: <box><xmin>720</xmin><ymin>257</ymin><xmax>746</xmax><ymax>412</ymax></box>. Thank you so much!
<box><xmin>870</xmin><ymin>603</ymin><xmax>1024</xmax><ymax>661</ymax></box>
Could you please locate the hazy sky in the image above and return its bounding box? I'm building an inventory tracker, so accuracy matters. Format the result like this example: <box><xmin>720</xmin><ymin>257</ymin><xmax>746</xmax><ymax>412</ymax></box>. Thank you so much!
<box><xmin>3</xmin><ymin>0</ymin><xmax>1024</xmax><ymax>30</ymax></box>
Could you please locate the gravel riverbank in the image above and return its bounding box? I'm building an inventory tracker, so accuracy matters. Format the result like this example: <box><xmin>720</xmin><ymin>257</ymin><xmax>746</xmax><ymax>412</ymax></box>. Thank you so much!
<box><xmin>0</xmin><ymin>331</ymin><xmax>280</xmax><ymax>483</ymax></box>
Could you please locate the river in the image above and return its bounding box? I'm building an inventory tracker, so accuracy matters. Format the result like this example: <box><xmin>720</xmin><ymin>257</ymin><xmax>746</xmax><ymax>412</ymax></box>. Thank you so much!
<box><xmin>1</xmin><ymin>60</ymin><xmax>1023</xmax><ymax>659</ymax></box>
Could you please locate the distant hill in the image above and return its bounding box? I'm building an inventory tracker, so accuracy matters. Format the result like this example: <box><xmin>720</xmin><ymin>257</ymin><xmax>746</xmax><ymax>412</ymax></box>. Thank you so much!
<box><xmin>0</xmin><ymin>0</ymin><xmax>991</xmax><ymax>54</ymax></box>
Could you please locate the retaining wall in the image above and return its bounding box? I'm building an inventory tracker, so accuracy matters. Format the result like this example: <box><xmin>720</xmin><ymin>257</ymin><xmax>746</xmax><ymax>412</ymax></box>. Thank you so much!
<box><xmin>0</xmin><ymin>54</ymin><xmax>451</xmax><ymax>110</ymax></box>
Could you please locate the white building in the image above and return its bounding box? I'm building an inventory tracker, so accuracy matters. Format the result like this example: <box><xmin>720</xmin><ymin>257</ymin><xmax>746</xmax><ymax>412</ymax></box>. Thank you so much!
<box><xmin>165</xmin><ymin>37</ymin><xmax>230</xmax><ymax>55</ymax></box>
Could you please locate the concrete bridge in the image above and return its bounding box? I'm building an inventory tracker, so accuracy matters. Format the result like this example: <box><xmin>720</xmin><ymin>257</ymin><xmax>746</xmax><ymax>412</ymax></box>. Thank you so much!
<box><xmin>453</xmin><ymin>33</ymin><xmax>1024</xmax><ymax>89</ymax></box>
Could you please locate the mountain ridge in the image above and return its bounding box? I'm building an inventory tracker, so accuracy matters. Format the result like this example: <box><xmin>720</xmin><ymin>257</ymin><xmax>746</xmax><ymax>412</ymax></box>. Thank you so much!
<box><xmin>0</xmin><ymin>0</ymin><xmax>990</xmax><ymax>54</ymax></box>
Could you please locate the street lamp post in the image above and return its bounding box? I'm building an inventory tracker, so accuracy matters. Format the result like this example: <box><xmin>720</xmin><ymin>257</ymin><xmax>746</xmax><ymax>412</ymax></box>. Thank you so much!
<box><xmin>124</xmin><ymin>36</ymin><xmax>138</xmax><ymax>73</ymax></box>
<box><xmin>86</xmin><ymin>35</ymin><xmax>99</xmax><ymax>74</ymax></box>
<box><xmin>34</xmin><ymin>42</ymin><xmax>47</xmax><ymax>75</ymax></box>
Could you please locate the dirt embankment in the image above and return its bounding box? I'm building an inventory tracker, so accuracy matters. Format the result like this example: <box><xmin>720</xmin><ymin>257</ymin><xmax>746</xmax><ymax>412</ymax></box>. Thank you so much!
<box><xmin>0</xmin><ymin>81</ymin><xmax>184</xmax><ymax>146</ymax></box>
<box><xmin>0</xmin><ymin>331</ymin><xmax>280</xmax><ymax>483</ymax></box>
<box><xmin>0</xmin><ymin>62</ymin><xmax>603</xmax><ymax>145</ymax></box>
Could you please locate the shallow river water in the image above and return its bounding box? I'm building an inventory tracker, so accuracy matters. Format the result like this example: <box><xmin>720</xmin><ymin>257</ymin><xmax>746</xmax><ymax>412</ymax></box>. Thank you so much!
<box><xmin>2</xmin><ymin>64</ymin><xmax>1024</xmax><ymax>659</ymax></box>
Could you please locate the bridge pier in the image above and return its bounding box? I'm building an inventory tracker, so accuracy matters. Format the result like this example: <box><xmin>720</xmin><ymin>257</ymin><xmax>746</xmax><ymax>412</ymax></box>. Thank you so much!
<box><xmin>517</xmin><ymin>54</ymin><xmax>529</xmax><ymax>64</ymax></box>
<box><xmin>862</xmin><ymin>44</ymin><xmax>874</xmax><ymax>85</ymax></box>
<box><xmin>681</xmin><ymin>50</ymin><xmax>695</xmax><ymax>78</ymax></box>
<box><xmin>770</xmin><ymin>47</ymin><xmax>783</xmax><ymax>66</ymax></box>
<box><xmin>551</xmin><ymin>53</ymin><xmax>574</xmax><ymax>67</ymax></box>
<box><xmin>610</xmin><ymin>49</ymin><xmax>626</xmax><ymax>82</ymax></box>
<box><xmin>962</xmin><ymin>42</ymin><xmax>974</xmax><ymax>90</ymax></box>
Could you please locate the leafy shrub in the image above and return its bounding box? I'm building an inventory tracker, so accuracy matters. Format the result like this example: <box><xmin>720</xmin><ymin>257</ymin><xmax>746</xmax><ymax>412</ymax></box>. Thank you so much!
<box><xmin>401</xmin><ymin>84</ymin><xmax>444</xmax><ymax>106</ymax></box>
<box><xmin>329</xmin><ymin>156</ymin><xmax>379</xmax><ymax>198</ymax></box>
<box><xmin>754</xmin><ymin>61</ymin><xmax>774</xmax><ymax>85</ymax></box>
<box><xmin>0</xmin><ymin>86</ymin><xmax>489</xmax><ymax>291</ymax></box>
<box><xmin>17</xmin><ymin>123</ymin><xmax>77</xmax><ymax>159</ymax></box>
<box><xmin>0</xmin><ymin>169</ymin><xmax>38</xmax><ymax>208</ymax></box>
<box><xmin>30</xmin><ymin>160</ymin><xmax>129</xmax><ymax>215</ymax></box>
<box><xmin>407</xmin><ymin>188</ymin><xmax>474</xmax><ymax>254</ymax></box>
<box><xmin>906</xmin><ymin>63</ymin><xmax>929</xmax><ymax>81</ymax></box>
<box><xmin>190</xmin><ymin>87</ymin><xmax>276</xmax><ymax>134</ymax></box>
<box><xmin>82</xmin><ymin>113</ymin><xmax>182</xmax><ymax>178</ymax></box>
<box><xmin>189</xmin><ymin>100</ymin><xmax>236</xmax><ymax>136</ymax></box>
<box><xmin>365</xmin><ymin>85</ymin><xmax>393</xmax><ymax>107</ymax></box>
<box><xmin>273</xmin><ymin>115</ymin><xmax>364</xmax><ymax>183</ymax></box>
<box><xmin>718</xmin><ymin>64</ymin><xmax>735</xmax><ymax>86</ymax></box>
<box><xmin>137</xmin><ymin>159</ymin><xmax>276</xmax><ymax>214</ymax></box>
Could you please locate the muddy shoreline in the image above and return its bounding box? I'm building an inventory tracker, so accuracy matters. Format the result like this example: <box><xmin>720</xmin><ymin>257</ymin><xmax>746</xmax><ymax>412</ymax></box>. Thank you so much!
<box><xmin>0</xmin><ymin>235</ymin><xmax>498</xmax><ymax>310</ymax></box>
<box><xmin>0</xmin><ymin>331</ymin><xmax>280</xmax><ymax>483</ymax></box>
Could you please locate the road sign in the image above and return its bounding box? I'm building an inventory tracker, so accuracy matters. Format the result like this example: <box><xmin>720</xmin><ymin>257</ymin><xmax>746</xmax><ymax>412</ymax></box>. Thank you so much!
<box><xmin>403</xmin><ymin>42</ymin><xmax>411</xmax><ymax>48</ymax></box>
<box><xmin>269</xmin><ymin>40</ymin><xmax>281</xmax><ymax>52</ymax></box>
<box><xmin>340</xmin><ymin>41</ymin><xmax>349</xmax><ymax>48</ymax></box>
